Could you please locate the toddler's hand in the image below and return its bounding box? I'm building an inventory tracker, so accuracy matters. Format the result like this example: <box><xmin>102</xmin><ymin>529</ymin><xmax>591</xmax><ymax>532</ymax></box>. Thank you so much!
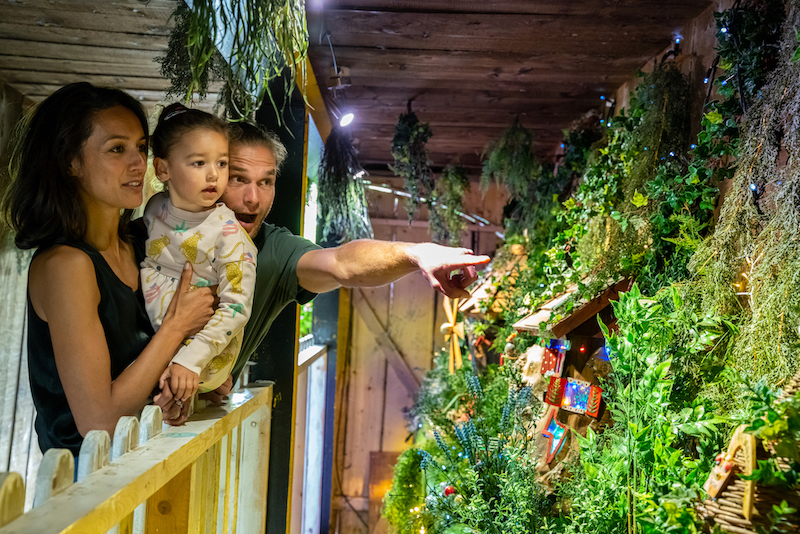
<box><xmin>160</xmin><ymin>363</ymin><xmax>199</xmax><ymax>403</ymax></box>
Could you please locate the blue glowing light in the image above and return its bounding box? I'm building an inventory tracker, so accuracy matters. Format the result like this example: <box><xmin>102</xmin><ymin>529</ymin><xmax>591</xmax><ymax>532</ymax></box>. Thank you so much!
<box><xmin>704</xmin><ymin>77</ymin><xmax>709</xmax><ymax>84</ymax></box>
<box><xmin>539</xmin><ymin>283</ymin><xmax>545</xmax><ymax>287</ymax></box>
<box><xmin>691</xmin><ymin>144</ymin><xmax>697</xmax><ymax>149</ymax></box>
<box><xmin>778</xmin><ymin>181</ymin><xmax>783</xmax><ymax>186</ymax></box>
<box><xmin>600</xmin><ymin>95</ymin><xmax>606</xmax><ymax>101</ymax></box>
<box><xmin>750</xmin><ymin>183</ymin><xmax>757</xmax><ymax>191</ymax></box>
<box><xmin>721</xmin><ymin>27</ymin><xmax>728</xmax><ymax>33</ymax></box>
<box><xmin>669</xmin><ymin>151</ymin><xmax>675</xmax><ymax>157</ymax></box>
<box><xmin>644</xmin><ymin>147</ymin><xmax>648</xmax><ymax>151</ymax></box>
<box><xmin>675</xmin><ymin>37</ymin><xmax>682</xmax><ymax>44</ymax></box>
<box><xmin>721</xmin><ymin>80</ymin><xmax>727</xmax><ymax>86</ymax></box>
<box><xmin>600</xmin><ymin>119</ymin><xmax>605</xmax><ymax>124</ymax></box>
<box><xmin>560</xmin><ymin>143</ymin><xmax>565</xmax><ymax>148</ymax></box>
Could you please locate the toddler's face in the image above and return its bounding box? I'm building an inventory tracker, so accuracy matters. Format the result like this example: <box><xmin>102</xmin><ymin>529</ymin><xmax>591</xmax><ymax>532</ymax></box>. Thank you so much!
<box><xmin>157</xmin><ymin>128</ymin><xmax>229</xmax><ymax>212</ymax></box>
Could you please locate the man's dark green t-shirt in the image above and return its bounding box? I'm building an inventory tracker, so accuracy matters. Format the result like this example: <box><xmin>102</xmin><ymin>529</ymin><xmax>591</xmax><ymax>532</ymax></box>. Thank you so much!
<box><xmin>231</xmin><ymin>222</ymin><xmax>320</xmax><ymax>381</ymax></box>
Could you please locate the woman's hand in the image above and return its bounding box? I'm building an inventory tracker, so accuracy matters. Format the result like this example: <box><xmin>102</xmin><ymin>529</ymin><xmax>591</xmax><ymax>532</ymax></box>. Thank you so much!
<box><xmin>162</xmin><ymin>262</ymin><xmax>215</xmax><ymax>338</ymax></box>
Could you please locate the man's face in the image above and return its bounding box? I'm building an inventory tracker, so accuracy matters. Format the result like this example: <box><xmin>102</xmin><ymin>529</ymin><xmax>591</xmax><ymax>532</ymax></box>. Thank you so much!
<box><xmin>221</xmin><ymin>144</ymin><xmax>277</xmax><ymax>238</ymax></box>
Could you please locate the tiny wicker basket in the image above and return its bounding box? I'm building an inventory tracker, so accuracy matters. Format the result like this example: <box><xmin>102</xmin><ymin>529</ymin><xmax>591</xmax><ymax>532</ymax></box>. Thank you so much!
<box><xmin>697</xmin><ymin>370</ymin><xmax>800</xmax><ymax>533</ymax></box>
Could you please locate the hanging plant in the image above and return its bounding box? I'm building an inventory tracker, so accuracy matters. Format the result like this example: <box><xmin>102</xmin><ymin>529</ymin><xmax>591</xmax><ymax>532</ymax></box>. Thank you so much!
<box><xmin>481</xmin><ymin>117</ymin><xmax>539</xmax><ymax>200</ymax></box>
<box><xmin>714</xmin><ymin>0</ymin><xmax>784</xmax><ymax>110</ymax></box>
<box><xmin>317</xmin><ymin>128</ymin><xmax>374</xmax><ymax>244</ymax></box>
<box><xmin>390</xmin><ymin>111</ymin><xmax>434</xmax><ymax>221</ymax></box>
<box><xmin>158</xmin><ymin>0</ymin><xmax>308</xmax><ymax>121</ymax></box>
<box><xmin>429</xmin><ymin>165</ymin><xmax>470</xmax><ymax>246</ymax></box>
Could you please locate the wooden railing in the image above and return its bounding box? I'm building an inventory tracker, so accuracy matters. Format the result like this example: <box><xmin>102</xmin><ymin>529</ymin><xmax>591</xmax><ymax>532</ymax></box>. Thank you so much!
<box><xmin>0</xmin><ymin>385</ymin><xmax>273</xmax><ymax>534</ymax></box>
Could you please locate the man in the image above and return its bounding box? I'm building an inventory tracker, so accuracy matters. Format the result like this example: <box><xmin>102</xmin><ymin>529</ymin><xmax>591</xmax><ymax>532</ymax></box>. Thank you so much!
<box><xmin>159</xmin><ymin>123</ymin><xmax>489</xmax><ymax>418</ymax></box>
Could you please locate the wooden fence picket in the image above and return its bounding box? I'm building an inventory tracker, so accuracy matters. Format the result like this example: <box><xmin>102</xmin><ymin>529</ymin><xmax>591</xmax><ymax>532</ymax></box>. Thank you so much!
<box><xmin>32</xmin><ymin>449</ymin><xmax>73</xmax><ymax>508</ymax></box>
<box><xmin>132</xmin><ymin>406</ymin><xmax>162</xmax><ymax>534</ymax></box>
<box><xmin>0</xmin><ymin>473</ymin><xmax>24</xmax><ymax>527</ymax></box>
<box><xmin>110</xmin><ymin>417</ymin><xmax>139</xmax><ymax>461</ymax></box>
<box><xmin>77</xmin><ymin>431</ymin><xmax>109</xmax><ymax>482</ymax></box>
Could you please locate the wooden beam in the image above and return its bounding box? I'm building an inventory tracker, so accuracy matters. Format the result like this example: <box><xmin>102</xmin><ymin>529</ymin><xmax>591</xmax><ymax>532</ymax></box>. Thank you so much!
<box><xmin>0</xmin><ymin>56</ymin><xmax>162</xmax><ymax>78</ymax></box>
<box><xmin>0</xmin><ymin>69</ymin><xmax>173</xmax><ymax>92</ymax></box>
<box><xmin>369</xmin><ymin>218</ymin><xmax>503</xmax><ymax>233</ymax></box>
<box><xmin>313</xmin><ymin>11</ymin><xmax>693</xmax><ymax>55</ymax></box>
<box><xmin>314</xmin><ymin>0</ymin><xmax>711</xmax><ymax>17</ymax></box>
<box><xmin>352</xmin><ymin>289</ymin><xmax>421</xmax><ymax>395</ymax></box>
<box><xmin>0</xmin><ymin>22</ymin><xmax>168</xmax><ymax>50</ymax></box>
<box><xmin>0</xmin><ymin>39</ymin><xmax>162</xmax><ymax>64</ymax></box>
<box><xmin>0</xmin><ymin>3</ymin><xmax>173</xmax><ymax>35</ymax></box>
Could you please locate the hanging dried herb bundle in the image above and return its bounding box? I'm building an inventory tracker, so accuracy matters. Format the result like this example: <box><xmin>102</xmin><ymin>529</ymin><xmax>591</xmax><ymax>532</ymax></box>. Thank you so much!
<box><xmin>158</xmin><ymin>0</ymin><xmax>308</xmax><ymax>121</ymax></box>
<box><xmin>429</xmin><ymin>165</ymin><xmax>470</xmax><ymax>246</ymax></box>
<box><xmin>390</xmin><ymin>111</ymin><xmax>434</xmax><ymax>221</ymax></box>
<box><xmin>318</xmin><ymin>128</ymin><xmax>373</xmax><ymax>244</ymax></box>
<box><xmin>481</xmin><ymin>117</ymin><xmax>539</xmax><ymax>200</ymax></box>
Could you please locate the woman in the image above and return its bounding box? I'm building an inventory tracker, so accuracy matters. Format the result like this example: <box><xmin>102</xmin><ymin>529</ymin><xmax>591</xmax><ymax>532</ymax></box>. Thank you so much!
<box><xmin>2</xmin><ymin>82</ymin><xmax>214</xmax><ymax>456</ymax></box>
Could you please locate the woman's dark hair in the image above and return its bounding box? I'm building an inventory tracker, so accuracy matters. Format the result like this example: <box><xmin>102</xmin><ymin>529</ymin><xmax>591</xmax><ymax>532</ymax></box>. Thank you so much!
<box><xmin>151</xmin><ymin>103</ymin><xmax>228</xmax><ymax>160</ymax></box>
<box><xmin>2</xmin><ymin>82</ymin><xmax>148</xmax><ymax>250</ymax></box>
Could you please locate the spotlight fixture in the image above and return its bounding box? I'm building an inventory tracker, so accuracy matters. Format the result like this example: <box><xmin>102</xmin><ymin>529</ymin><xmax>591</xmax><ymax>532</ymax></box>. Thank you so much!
<box><xmin>339</xmin><ymin>112</ymin><xmax>354</xmax><ymax>127</ymax></box>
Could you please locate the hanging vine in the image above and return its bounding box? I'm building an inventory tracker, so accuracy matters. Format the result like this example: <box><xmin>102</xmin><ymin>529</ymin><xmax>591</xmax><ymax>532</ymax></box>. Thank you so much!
<box><xmin>480</xmin><ymin>117</ymin><xmax>539</xmax><ymax>200</ymax></box>
<box><xmin>158</xmin><ymin>0</ymin><xmax>308</xmax><ymax>121</ymax></box>
<box><xmin>429</xmin><ymin>165</ymin><xmax>470</xmax><ymax>246</ymax></box>
<box><xmin>317</xmin><ymin>128</ymin><xmax>374</xmax><ymax>244</ymax></box>
<box><xmin>390</xmin><ymin>110</ymin><xmax>435</xmax><ymax>221</ymax></box>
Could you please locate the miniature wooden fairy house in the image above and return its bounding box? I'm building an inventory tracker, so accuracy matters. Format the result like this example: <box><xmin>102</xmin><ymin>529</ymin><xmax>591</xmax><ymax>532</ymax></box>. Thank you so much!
<box><xmin>457</xmin><ymin>246</ymin><xmax>528</xmax><ymax>365</ymax></box>
<box><xmin>509</xmin><ymin>279</ymin><xmax>631</xmax><ymax>480</ymax></box>
<box><xmin>697</xmin><ymin>370</ymin><xmax>800</xmax><ymax>533</ymax></box>
<box><xmin>459</xmin><ymin>246</ymin><xmax>527</xmax><ymax>320</ymax></box>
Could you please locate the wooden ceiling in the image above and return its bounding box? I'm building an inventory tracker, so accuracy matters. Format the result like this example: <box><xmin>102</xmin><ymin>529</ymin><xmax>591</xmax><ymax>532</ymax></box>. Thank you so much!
<box><xmin>307</xmin><ymin>0</ymin><xmax>712</xmax><ymax>173</ymax></box>
<box><xmin>1</xmin><ymin>0</ymin><xmax>709</xmax><ymax>175</ymax></box>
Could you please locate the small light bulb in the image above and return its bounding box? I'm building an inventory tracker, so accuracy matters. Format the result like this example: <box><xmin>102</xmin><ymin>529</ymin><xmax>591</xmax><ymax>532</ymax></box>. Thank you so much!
<box><xmin>704</xmin><ymin>77</ymin><xmax>709</xmax><ymax>84</ymax></box>
<box><xmin>600</xmin><ymin>95</ymin><xmax>606</xmax><ymax>101</ymax></box>
<box><xmin>750</xmin><ymin>183</ymin><xmax>757</xmax><ymax>191</ymax></box>
<box><xmin>721</xmin><ymin>27</ymin><xmax>728</xmax><ymax>33</ymax></box>
<box><xmin>675</xmin><ymin>37</ymin><xmax>682</xmax><ymax>44</ymax></box>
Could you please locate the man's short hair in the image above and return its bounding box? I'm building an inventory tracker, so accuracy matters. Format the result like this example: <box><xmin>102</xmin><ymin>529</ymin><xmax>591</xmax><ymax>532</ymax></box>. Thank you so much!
<box><xmin>228</xmin><ymin>122</ymin><xmax>289</xmax><ymax>170</ymax></box>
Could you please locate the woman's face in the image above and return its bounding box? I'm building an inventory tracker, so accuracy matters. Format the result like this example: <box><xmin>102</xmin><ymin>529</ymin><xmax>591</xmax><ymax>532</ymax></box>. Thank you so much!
<box><xmin>71</xmin><ymin>105</ymin><xmax>147</xmax><ymax>212</ymax></box>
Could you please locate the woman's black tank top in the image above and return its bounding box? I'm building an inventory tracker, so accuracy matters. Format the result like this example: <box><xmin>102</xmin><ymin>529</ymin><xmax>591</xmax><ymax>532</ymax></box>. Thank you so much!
<box><xmin>27</xmin><ymin>239</ymin><xmax>154</xmax><ymax>456</ymax></box>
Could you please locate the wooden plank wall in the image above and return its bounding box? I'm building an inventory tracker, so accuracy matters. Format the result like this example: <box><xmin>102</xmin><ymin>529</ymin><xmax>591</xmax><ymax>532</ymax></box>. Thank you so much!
<box><xmin>332</xmin><ymin>172</ymin><xmax>504</xmax><ymax>532</ymax></box>
<box><xmin>0</xmin><ymin>81</ymin><xmax>40</xmax><ymax>513</ymax></box>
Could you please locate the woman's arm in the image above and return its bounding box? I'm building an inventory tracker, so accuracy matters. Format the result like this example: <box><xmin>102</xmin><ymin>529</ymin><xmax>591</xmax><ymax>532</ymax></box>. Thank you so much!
<box><xmin>30</xmin><ymin>247</ymin><xmax>213</xmax><ymax>437</ymax></box>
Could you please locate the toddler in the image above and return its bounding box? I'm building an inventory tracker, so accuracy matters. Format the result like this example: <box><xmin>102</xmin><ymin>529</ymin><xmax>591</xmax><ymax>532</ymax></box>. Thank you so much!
<box><xmin>141</xmin><ymin>103</ymin><xmax>257</xmax><ymax>405</ymax></box>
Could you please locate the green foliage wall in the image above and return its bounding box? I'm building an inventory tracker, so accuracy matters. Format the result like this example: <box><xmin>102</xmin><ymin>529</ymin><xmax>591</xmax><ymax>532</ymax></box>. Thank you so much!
<box><xmin>384</xmin><ymin>2</ymin><xmax>800</xmax><ymax>533</ymax></box>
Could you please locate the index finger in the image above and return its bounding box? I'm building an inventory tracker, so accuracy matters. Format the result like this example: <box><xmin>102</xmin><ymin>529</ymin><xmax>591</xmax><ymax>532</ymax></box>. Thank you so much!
<box><xmin>450</xmin><ymin>254</ymin><xmax>491</xmax><ymax>267</ymax></box>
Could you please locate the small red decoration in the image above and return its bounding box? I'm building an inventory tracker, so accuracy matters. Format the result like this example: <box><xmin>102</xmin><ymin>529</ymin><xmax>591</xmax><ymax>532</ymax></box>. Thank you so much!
<box><xmin>545</xmin><ymin>376</ymin><xmax>566</xmax><ymax>406</ymax></box>
<box><xmin>585</xmin><ymin>385</ymin><xmax>603</xmax><ymax>418</ymax></box>
<box><xmin>540</xmin><ymin>347</ymin><xmax>565</xmax><ymax>376</ymax></box>
<box><xmin>444</xmin><ymin>486</ymin><xmax>457</xmax><ymax>497</ymax></box>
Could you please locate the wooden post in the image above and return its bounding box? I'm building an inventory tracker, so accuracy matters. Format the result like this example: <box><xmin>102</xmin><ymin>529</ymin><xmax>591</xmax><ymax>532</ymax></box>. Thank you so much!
<box><xmin>0</xmin><ymin>473</ymin><xmax>24</xmax><ymax>527</ymax></box>
<box><xmin>236</xmin><ymin>404</ymin><xmax>273</xmax><ymax>534</ymax></box>
<box><xmin>253</xmin><ymin>67</ymin><xmax>307</xmax><ymax>534</ymax></box>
